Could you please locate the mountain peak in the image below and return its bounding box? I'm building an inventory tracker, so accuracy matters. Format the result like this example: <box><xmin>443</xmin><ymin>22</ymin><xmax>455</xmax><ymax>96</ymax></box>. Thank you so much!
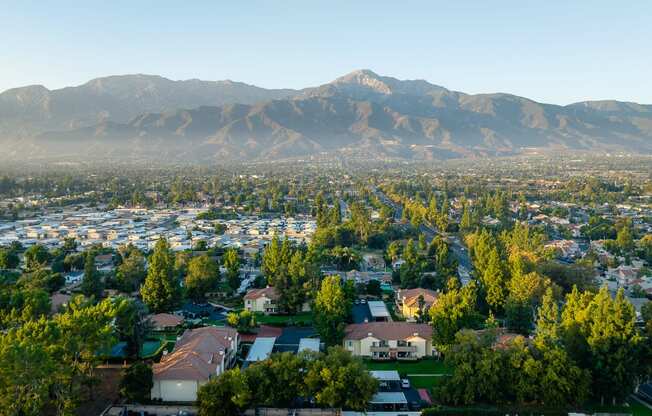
<box><xmin>333</xmin><ymin>69</ymin><xmax>392</xmax><ymax>94</ymax></box>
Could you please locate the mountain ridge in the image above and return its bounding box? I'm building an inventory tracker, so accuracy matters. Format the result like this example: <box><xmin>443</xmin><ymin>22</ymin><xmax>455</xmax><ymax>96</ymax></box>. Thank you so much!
<box><xmin>1</xmin><ymin>70</ymin><xmax>651</xmax><ymax>161</ymax></box>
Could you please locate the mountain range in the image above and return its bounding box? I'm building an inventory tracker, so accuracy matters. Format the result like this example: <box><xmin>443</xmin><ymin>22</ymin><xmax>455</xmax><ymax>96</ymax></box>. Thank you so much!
<box><xmin>1</xmin><ymin>70</ymin><xmax>651</xmax><ymax>161</ymax></box>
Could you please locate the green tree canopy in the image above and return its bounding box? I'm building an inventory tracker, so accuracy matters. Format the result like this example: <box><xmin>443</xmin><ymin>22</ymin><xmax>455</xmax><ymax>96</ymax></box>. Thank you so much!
<box><xmin>140</xmin><ymin>238</ymin><xmax>179</xmax><ymax>312</ymax></box>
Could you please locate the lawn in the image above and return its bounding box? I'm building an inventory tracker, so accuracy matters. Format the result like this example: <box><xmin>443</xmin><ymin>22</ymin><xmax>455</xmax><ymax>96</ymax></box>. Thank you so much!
<box><xmin>627</xmin><ymin>397</ymin><xmax>652</xmax><ymax>416</ymax></box>
<box><xmin>408</xmin><ymin>375</ymin><xmax>446</xmax><ymax>389</ymax></box>
<box><xmin>254</xmin><ymin>311</ymin><xmax>313</xmax><ymax>326</ymax></box>
<box><xmin>139</xmin><ymin>332</ymin><xmax>178</xmax><ymax>358</ymax></box>
<box><xmin>585</xmin><ymin>397</ymin><xmax>652</xmax><ymax>416</ymax></box>
<box><xmin>364</xmin><ymin>359</ymin><xmax>452</xmax><ymax>375</ymax></box>
<box><xmin>422</xmin><ymin>396</ymin><xmax>652</xmax><ymax>416</ymax></box>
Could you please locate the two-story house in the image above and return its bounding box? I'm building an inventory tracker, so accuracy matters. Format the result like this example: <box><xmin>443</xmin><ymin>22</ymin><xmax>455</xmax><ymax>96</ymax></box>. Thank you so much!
<box><xmin>343</xmin><ymin>322</ymin><xmax>434</xmax><ymax>360</ymax></box>
<box><xmin>151</xmin><ymin>326</ymin><xmax>239</xmax><ymax>402</ymax></box>
<box><xmin>395</xmin><ymin>288</ymin><xmax>439</xmax><ymax>321</ymax></box>
<box><xmin>243</xmin><ymin>286</ymin><xmax>310</xmax><ymax>315</ymax></box>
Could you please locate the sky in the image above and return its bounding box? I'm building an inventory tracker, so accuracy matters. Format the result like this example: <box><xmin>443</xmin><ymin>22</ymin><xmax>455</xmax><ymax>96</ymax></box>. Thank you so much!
<box><xmin>2</xmin><ymin>1</ymin><xmax>651</xmax><ymax>105</ymax></box>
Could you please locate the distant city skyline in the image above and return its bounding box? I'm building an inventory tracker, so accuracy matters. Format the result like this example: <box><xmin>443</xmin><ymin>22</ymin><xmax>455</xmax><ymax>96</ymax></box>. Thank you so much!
<box><xmin>2</xmin><ymin>1</ymin><xmax>651</xmax><ymax>105</ymax></box>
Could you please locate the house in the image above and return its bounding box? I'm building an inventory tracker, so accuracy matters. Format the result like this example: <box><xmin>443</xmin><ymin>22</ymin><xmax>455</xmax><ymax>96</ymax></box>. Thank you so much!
<box><xmin>151</xmin><ymin>326</ymin><xmax>238</xmax><ymax>402</ymax></box>
<box><xmin>147</xmin><ymin>313</ymin><xmax>184</xmax><ymax>331</ymax></box>
<box><xmin>243</xmin><ymin>287</ymin><xmax>310</xmax><ymax>315</ymax></box>
<box><xmin>343</xmin><ymin>322</ymin><xmax>434</xmax><ymax>360</ymax></box>
<box><xmin>395</xmin><ymin>288</ymin><xmax>439</xmax><ymax>320</ymax></box>
<box><xmin>545</xmin><ymin>239</ymin><xmax>581</xmax><ymax>258</ymax></box>
<box><xmin>94</xmin><ymin>254</ymin><xmax>115</xmax><ymax>271</ymax></box>
<box><xmin>244</xmin><ymin>287</ymin><xmax>280</xmax><ymax>314</ymax></box>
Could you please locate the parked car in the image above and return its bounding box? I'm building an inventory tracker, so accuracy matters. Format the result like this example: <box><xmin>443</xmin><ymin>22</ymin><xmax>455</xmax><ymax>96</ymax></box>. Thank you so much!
<box><xmin>401</xmin><ymin>379</ymin><xmax>410</xmax><ymax>389</ymax></box>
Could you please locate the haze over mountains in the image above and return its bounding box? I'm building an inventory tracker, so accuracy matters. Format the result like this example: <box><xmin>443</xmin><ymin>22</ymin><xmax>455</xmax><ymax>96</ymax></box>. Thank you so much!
<box><xmin>1</xmin><ymin>70</ymin><xmax>651</xmax><ymax>161</ymax></box>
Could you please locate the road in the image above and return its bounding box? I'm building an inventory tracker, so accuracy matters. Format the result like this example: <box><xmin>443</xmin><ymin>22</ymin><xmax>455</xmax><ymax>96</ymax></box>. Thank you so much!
<box><xmin>371</xmin><ymin>186</ymin><xmax>474</xmax><ymax>274</ymax></box>
<box><xmin>339</xmin><ymin>198</ymin><xmax>349</xmax><ymax>220</ymax></box>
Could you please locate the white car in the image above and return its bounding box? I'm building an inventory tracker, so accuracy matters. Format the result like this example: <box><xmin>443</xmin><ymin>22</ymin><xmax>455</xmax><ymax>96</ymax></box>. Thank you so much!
<box><xmin>401</xmin><ymin>379</ymin><xmax>410</xmax><ymax>389</ymax></box>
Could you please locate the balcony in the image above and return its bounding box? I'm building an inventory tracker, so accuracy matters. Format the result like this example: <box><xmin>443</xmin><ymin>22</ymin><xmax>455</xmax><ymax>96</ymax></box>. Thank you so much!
<box><xmin>370</xmin><ymin>345</ymin><xmax>418</xmax><ymax>360</ymax></box>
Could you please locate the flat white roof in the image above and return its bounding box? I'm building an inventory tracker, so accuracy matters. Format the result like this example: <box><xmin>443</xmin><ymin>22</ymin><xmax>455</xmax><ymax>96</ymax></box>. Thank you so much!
<box><xmin>367</xmin><ymin>300</ymin><xmax>390</xmax><ymax>318</ymax></box>
<box><xmin>370</xmin><ymin>392</ymin><xmax>407</xmax><ymax>404</ymax></box>
<box><xmin>370</xmin><ymin>370</ymin><xmax>401</xmax><ymax>381</ymax></box>
<box><xmin>245</xmin><ymin>337</ymin><xmax>276</xmax><ymax>362</ymax></box>
<box><xmin>298</xmin><ymin>338</ymin><xmax>320</xmax><ymax>353</ymax></box>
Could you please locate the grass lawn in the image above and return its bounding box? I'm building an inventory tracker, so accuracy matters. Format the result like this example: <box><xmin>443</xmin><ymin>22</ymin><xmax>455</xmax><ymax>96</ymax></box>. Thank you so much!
<box><xmin>425</xmin><ymin>396</ymin><xmax>652</xmax><ymax>416</ymax></box>
<box><xmin>139</xmin><ymin>331</ymin><xmax>179</xmax><ymax>358</ymax></box>
<box><xmin>408</xmin><ymin>375</ymin><xmax>446</xmax><ymax>389</ymax></box>
<box><xmin>585</xmin><ymin>397</ymin><xmax>652</xmax><ymax>416</ymax></box>
<box><xmin>254</xmin><ymin>311</ymin><xmax>313</xmax><ymax>326</ymax></box>
<box><xmin>364</xmin><ymin>359</ymin><xmax>452</xmax><ymax>376</ymax></box>
<box><xmin>627</xmin><ymin>397</ymin><xmax>652</xmax><ymax>416</ymax></box>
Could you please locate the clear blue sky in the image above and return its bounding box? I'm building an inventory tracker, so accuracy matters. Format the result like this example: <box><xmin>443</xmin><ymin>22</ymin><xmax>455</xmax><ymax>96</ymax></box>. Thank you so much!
<box><xmin>2</xmin><ymin>1</ymin><xmax>651</xmax><ymax>105</ymax></box>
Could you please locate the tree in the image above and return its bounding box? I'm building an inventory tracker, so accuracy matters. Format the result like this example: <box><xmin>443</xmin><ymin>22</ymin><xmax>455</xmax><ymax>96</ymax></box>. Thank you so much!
<box><xmin>24</xmin><ymin>244</ymin><xmax>50</xmax><ymax>271</ymax></box>
<box><xmin>480</xmin><ymin>248</ymin><xmax>507</xmax><ymax>313</ymax></box>
<box><xmin>115</xmin><ymin>249</ymin><xmax>146</xmax><ymax>292</ymax></box>
<box><xmin>585</xmin><ymin>287</ymin><xmax>641</xmax><ymax>403</ymax></box>
<box><xmin>328</xmin><ymin>246</ymin><xmax>361</xmax><ymax>271</ymax></box>
<box><xmin>616</xmin><ymin>222</ymin><xmax>634</xmax><ymax>253</ymax></box>
<box><xmin>386</xmin><ymin>240</ymin><xmax>402</xmax><ymax>263</ymax></box>
<box><xmin>366</xmin><ymin>280</ymin><xmax>382</xmax><ymax>297</ymax></box>
<box><xmin>113</xmin><ymin>297</ymin><xmax>145</xmax><ymax>356</ymax></box>
<box><xmin>418</xmin><ymin>233</ymin><xmax>427</xmax><ymax>251</ymax></box>
<box><xmin>428</xmin><ymin>236</ymin><xmax>458</xmax><ymax>285</ymax></box>
<box><xmin>223</xmin><ymin>248</ymin><xmax>241</xmax><ymax>292</ymax></box>
<box><xmin>403</xmin><ymin>239</ymin><xmax>419</xmax><ymax>266</ymax></box>
<box><xmin>304</xmin><ymin>347</ymin><xmax>378</xmax><ymax>410</ymax></box>
<box><xmin>246</xmin><ymin>352</ymin><xmax>308</xmax><ymax>407</ymax></box>
<box><xmin>535</xmin><ymin>287</ymin><xmax>560</xmax><ymax>347</ymax></box>
<box><xmin>560</xmin><ymin>286</ymin><xmax>643</xmax><ymax>403</ymax></box>
<box><xmin>642</xmin><ymin>301</ymin><xmax>652</xmax><ymax>336</ymax></box>
<box><xmin>439</xmin><ymin>329</ymin><xmax>504</xmax><ymax>405</ymax></box>
<box><xmin>197</xmin><ymin>368</ymin><xmax>251</xmax><ymax>416</ymax></box>
<box><xmin>62</xmin><ymin>237</ymin><xmax>77</xmax><ymax>253</ymax></box>
<box><xmin>140</xmin><ymin>238</ymin><xmax>179</xmax><ymax>312</ymax></box>
<box><xmin>313</xmin><ymin>275</ymin><xmax>350</xmax><ymax>346</ymax></box>
<box><xmin>227</xmin><ymin>310</ymin><xmax>256</xmax><ymax>333</ymax></box>
<box><xmin>505</xmin><ymin>271</ymin><xmax>549</xmax><ymax>335</ymax></box>
<box><xmin>81</xmin><ymin>251</ymin><xmax>103</xmax><ymax>299</ymax></box>
<box><xmin>119</xmin><ymin>362</ymin><xmax>153</xmax><ymax>402</ymax></box>
<box><xmin>0</xmin><ymin>247</ymin><xmax>19</xmax><ymax>269</ymax></box>
<box><xmin>0</xmin><ymin>295</ymin><xmax>119</xmax><ymax>414</ymax></box>
<box><xmin>430</xmin><ymin>279</ymin><xmax>482</xmax><ymax>352</ymax></box>
<box><xmin>460</xmin><ymin>203</ymin><xmax>474</xmax><ymax>231</ymax></box>
<box><xmin>185</xmin><ymin>254</ymin><xmax>220</xmax><ymax>302</ymax></box>
<box><xmin>349</xmin><ymin>202</ymin><xmax>371</xmax><ymax>244</ymax></box>
<box><xmin>439</xmin><ymin>329</ymin><xmax>589</xmax><ymax>407</ymax></box>
<box><xmin>63</xmin><ymin>253</ymin><xmax>84</xmax><ymax>272</ymax></box>
<box><xmin>283</xmin><ymin>250</ymin><xmax>310</xmax><ymax>313</ymax></box>
<box><xmin>0</xmin><ymin>330</ymin><xmax>55</xmax><ymax>416</ymax></box>
<box><xmin>261</xmin><ymin>236</ymin><xmax>285</xmax><ymax>283</ymax></box>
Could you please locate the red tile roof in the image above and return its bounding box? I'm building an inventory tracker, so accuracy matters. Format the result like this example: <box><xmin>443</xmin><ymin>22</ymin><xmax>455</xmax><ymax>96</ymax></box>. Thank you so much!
<box><xmin>344</xmin><ymin>322</ymin><xmax>433</xmax><ymax>341</ymax></box>
<box><xmin>153</xmin><ymin>326</ymin><xmax>237</xmax><ymax>381</ymax></box>
<box><xmin>148</xmin><ymin>313</ymin><xmax>183</xmax><ymax>329</ymax></box>
<box><xmin>397</xmin><ymin>288</ymin><xmax>439</xmax><ymax>308</ymax></box>
<box><xmin>244</xmin><ymin>287</ymin><xmax>279</xmax><ymax>301</ymax></box>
